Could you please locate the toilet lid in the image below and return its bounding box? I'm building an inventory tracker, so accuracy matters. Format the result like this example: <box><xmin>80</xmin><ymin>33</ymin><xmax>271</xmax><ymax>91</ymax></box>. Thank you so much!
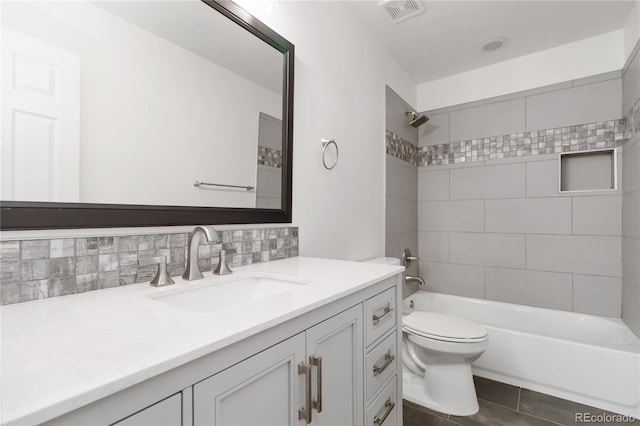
<box><xmin>403</xmin><ymin>312</ymin><xmax>487</xmax><ymax>341</ymax></box>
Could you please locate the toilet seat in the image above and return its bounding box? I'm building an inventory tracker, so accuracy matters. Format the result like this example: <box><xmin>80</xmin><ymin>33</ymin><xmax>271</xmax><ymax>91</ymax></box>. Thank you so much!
<box><xmin>403</xmin><ymin>312</ymin><xmax>488</xmax><ymax>343</ymax></box>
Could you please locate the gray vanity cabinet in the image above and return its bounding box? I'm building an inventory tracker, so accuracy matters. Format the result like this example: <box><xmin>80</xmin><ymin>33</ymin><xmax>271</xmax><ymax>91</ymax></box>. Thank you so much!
<box><xmin>111</xmin><ymin>393</ymin><xmax>182</xmax><ymax>426</ymax></box>
<box><xmin>193</xmin><ymin>305</ymin><xmax>363</xmax><ymax>426</ymax></box>
<box><xmin>41</xmin><ymin>276</ymin><xmax>401</xmax><ymax>426</ymax></box>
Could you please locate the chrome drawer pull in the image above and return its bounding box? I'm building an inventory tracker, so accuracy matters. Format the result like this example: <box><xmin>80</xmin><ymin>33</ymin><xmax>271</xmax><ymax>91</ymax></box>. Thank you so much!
<box><xmin>310</xmin><ymin>355</ymin><xmax>323</xmax><ymax>413</ymax></box>
<box><xmin>298</xmin><ymin>362</ymin><xmax>312</xmax><ymax>424</ymax></box>
<box><xmin>372</xmin><ymin>306</ymin><xmax>393</xmax><ymax>325</ymax></box>
<box><xmin>374</xmin><ymin>399</ymin><xmax>396</xmax><ymax>425</ymax></box>
<box><xmin>373</xmin><ymin>352</ymin><xmax>395</xmax><ymax>376</ymax></box>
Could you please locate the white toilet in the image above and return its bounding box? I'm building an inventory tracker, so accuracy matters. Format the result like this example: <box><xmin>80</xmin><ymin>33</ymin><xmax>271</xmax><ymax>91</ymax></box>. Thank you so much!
<box><xmin>402</xmin><ymin>310</ymin><xmax>488</xmax><ymax>416</ymax></box>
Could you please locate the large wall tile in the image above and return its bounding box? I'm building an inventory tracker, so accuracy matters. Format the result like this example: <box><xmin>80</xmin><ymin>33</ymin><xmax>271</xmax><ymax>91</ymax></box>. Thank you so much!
<box><xmin>386</xmin><ymin>156</ymin><xmax>418</xmax><ymax>201</ymax></box>
<box><xmin>526</xmin><ymin>79</ymin><xmax>622</xmax><ymax>130</ymax></box>
<box><xmin>573</xmin><ymin>274</ymin><xmax>622</xmax><ymax>318</ymax></box>
<box><xmin>573</xmin><ymin>196</ymin><xmax>622</xmax><ymax>236</ymax></box>
<box><xmin>418</xmin><ymin>169</ymin><xmax>449</xmax><ymax>201</ymax></box>
<box><xmin>485</xmin><ymin>267</ymin><xmax>572</xmax><ymax>311</ymax></box>
<box><xmin>450</xmin><ymin>233</ymin><xmax>525</xmax><ymax>268</ymax></box>
<box><xmin>622</xmin><ymin>237</ymin><xmax>640</xmax><ymax>336</ymax></box>
<box><xmin>526</xmin><ymin>235</ymin><xmax>621</xmax><ymax>277</ymax></box>
<box><xmin>623</xmin><ymin>50</ymin><xmax>640</xmax><ymax>115</ymax></box>
<box><xmin>418</xmin><ymin>112</ymin><xmax>449</xmax><ymax>147</ymax></box>
<box><xmin>418</xmin><ymin>231</ymin><xmax>450</xmax><ymax>263</ymax></box>
<box><xmin>622</xmin><ymin>190</ymin><xmax>640</xmax><ymax>239</ymax></box>
<box><xmin>419</xmin><ymin>261</ymin><xmax>484</xmax><ymax>298</ymax></box>
<box><xmin>385</xmin><ymin>231</ymin><xmax>418</xmax><ymax>263</ymax></box>
<box><xmin>449</xmin><ymin>99</ymin><xmax>525</xmax><ymax>142</ymax></box>
<box><xmin>386</xmin><ymin>197</ymin><xmax>418</xmax><ymax>234</ymax></box>
<box><xmin>450</xmin><ymin>163</ymin><xmax>525</xmax><ymax>200</ymax></box>
<box><xmin>418</xmin><ymin>200</ymin><xmax>484</xmax><ymax>232</ymax></box>
<box><xmin>623</xmin><ymin>140</ymin><xmax>640</xmax><ymax>194</ymax></box>
<box><xmin>526</xmin><ymin>160</ymin><xmax>559</xmax><ymax>198</ymax></box>
<box><xmin>485</xmin><ymin>198</ymin><xmax>571</xmax><ymax>234</ymax></box>
<box><xmin>386</xmin><ymin>87</ymin><xmax>418</xmax><ymax>144</ymax></box>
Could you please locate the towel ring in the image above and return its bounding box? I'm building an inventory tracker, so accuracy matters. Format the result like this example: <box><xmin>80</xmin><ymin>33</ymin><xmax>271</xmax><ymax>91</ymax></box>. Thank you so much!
<box><xmin>321</xmin><ymin>138</ymin><xmax>339</xmax><ymax>170</ymax></box>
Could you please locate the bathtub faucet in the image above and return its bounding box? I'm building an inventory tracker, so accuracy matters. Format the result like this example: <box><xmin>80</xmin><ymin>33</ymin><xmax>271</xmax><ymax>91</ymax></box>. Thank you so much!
<box><xmin>405</xmin><ymin>274</ymin><xmax>425</xmax><ymax>286</ymax></box>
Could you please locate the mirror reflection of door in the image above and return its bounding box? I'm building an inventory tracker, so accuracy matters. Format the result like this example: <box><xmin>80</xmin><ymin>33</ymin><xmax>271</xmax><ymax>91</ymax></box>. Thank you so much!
<box><xmin>256</xmin><ymin>112</ymin><xmax>282</xmax><ymax>209</ymax></box>
<box><xmin>1</xmin><ymin>28</ymin><xmax>80</xmax><ymax>202</ymax></box>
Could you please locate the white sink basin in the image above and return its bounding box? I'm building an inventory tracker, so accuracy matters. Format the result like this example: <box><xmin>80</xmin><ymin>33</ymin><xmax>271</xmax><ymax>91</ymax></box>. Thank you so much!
<box><xmin>150</xmin><ymin>275</ymin><xmax>307</xmax><ymax>313</ymax></box>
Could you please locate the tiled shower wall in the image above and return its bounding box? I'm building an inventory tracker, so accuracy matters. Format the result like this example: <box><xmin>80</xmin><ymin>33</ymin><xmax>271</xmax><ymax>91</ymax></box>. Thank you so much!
<box><xmin>385</xmin><ymin>87</ymin><xmax>419</xmax><ymax>298</ymax></box>
<box><xmin>622</xmin><ymin>42</ymin><xmax>640</xmax><ymax>336</ymax></box>
<box><xmin>0</xmin><ymin>227</ymin><xmax>298</xmax><ymax>306</ymax></box>
<box><xmin>416</xmin><ymin>72</ymin><xmax>626</xmax><ymax>318</ymax></box>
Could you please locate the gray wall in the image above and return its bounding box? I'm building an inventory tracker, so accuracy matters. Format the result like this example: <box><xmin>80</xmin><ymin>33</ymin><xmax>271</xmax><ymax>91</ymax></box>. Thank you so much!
<box><xmin>622</xmin><ymin>43</ymin><xmax>640</xmax><ymax>336</ymax></box>
<box><xmin>417</xmin><ymin>73</ymin><xmax>625</xmax><ymax>317</ymax></box>
<box><xmin>385</xmin><ymin>87</ymin><xmax>419</xmax><ymax>297</ymax></box>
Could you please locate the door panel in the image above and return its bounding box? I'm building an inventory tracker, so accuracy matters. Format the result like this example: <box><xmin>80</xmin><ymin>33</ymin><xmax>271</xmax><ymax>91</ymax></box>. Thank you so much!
<box><xmin>1</xmin><ymin>27</ymin><xmax>80</xmax><ymax>201</ymax></box>
<box><xmin>194</xmin><ymin>333</ymin><xmax>305</xmax><ymax>426</ymax></box>
<box><xmin>305</xmin><ymin>305</ymin><xmax>364</xmax><ymax>426</ymax></box>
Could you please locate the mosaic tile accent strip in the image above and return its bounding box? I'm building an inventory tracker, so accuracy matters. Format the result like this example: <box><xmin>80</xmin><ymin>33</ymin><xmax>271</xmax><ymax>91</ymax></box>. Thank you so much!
<box><xmin>418</xmin><ymin>119</ymin><xmax>627</xmax><ymax>166</ymax></box>
<box><xmin>623</xmin><ymin>97</ymin><xmax>640</xmax><ymax>140</ymax></box>
<box><xmin>386</xmin><ymin>130</ymin><xmax>419</xmax><ymax>165</ymax></box>
<box><xmin>0</xmin><ymin>227</ymin><xmax>299</xmax><ymax>306</ymax></box>
<box><xmin>257</xmin><ymin>145</ymin><xmax>283</xmax><ymax>168</ymax></box>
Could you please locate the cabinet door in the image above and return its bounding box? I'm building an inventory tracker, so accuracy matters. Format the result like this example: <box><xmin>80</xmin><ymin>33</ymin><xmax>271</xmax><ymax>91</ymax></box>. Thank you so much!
<box><xmin>305</xmin><ymin>305</ymin><xmax>364</xmax><ymax>426</ymax></box>
<box><xmin>112</xmin><ymin>393</ymin><xmax>182</xmax><ymax>426</ymax></box>
<box><xmin>193</xmin><ymin>333</ymin><xmax>306</xmax><ymax>426</ymax></box>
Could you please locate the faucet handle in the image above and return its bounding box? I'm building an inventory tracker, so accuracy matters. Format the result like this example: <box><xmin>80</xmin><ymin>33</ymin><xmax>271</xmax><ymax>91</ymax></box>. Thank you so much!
<box><xmin>213</xmin><ymin>249</ymin><xmax>236</xmax><ymax>275</ymax></box>
<box><xmin>139</xmin><ymin>256</ymin><xmax>175</xmax><ymax>287</ymax></box>
<box><xmin>401</xmin><ymin>248</ymin><xmax>419</xmax><ymax>267</ymax></box>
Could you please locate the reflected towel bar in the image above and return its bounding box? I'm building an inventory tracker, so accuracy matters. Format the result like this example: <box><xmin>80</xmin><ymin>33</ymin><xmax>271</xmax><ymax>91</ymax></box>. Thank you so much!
<box><xmin>193</xmin><ymin>181</ymin><xmax>255</xmax><ymax>191</ymax></box>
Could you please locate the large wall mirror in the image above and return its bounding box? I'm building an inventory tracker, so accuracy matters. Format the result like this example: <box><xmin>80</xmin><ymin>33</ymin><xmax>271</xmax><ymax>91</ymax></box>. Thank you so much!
<box><xmin>0</xmin><ymin>0</ymin><xmax>294</xmax><ymax>229</ymax></box>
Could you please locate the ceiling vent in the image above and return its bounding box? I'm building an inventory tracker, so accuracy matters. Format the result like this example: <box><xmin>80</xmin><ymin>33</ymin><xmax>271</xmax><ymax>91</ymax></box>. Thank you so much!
<box><xmin>379</xmin><ymin>0</ymin><xmax>426</xmax><ymax>24</ymax></box>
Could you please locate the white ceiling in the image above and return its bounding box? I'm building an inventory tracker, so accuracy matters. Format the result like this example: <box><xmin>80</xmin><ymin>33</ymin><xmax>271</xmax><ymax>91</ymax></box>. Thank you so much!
<box><xmin>344</xmin><ymin>1</ymin><xmax>635</xmax><ymax>84</ymax></box>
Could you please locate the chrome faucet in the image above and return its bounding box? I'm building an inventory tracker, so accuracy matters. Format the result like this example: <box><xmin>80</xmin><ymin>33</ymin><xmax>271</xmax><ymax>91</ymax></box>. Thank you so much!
<box><xmin>183</xmin><ymin>226</ymin><xmax>221</xmax><ymax>281</ymax></box>
<box><xmin>405</xmin><ymin>275</ymin><xmax>425</xmax><ymax>286</ymax></box>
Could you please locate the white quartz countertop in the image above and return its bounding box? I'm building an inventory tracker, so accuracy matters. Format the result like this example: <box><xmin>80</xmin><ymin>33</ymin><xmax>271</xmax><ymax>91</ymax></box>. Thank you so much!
<box><xmin>0</xmin><ymin>257</ymin><xmax>403</xmax><ymax>425</ymax></box>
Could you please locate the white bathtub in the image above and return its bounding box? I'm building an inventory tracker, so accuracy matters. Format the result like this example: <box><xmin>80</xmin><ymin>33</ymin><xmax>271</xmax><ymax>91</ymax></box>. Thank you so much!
<box><xmin>404</xmin><ymin>291</ymin><xmax>640</xmax><ymax>417</ymax></box>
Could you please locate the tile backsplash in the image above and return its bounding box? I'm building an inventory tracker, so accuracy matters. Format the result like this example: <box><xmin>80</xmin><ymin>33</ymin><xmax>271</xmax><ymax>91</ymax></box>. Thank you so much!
<box><xmin>0</xmin><ymin>227</ymin><xmax>298</xmax><ymax>306</ymax></box>
<box><xmin>386</xmin><ymin>119</ymin><xmax>629</xmax><ymax>167</ymax></box>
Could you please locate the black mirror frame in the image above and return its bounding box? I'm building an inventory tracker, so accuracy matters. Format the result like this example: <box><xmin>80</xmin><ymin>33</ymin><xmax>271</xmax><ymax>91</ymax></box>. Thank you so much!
<box><xmin>0</xmin><ymin>0</ymin><xmax>294</xmax><ymax>230</ymax></box>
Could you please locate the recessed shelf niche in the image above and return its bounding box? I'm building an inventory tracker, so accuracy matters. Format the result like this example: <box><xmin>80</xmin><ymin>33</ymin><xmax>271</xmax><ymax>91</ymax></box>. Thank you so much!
<box><xmin>559</xmin><ymin>148</ymin><xmax>617</xmax><ymax>193</ymax></box>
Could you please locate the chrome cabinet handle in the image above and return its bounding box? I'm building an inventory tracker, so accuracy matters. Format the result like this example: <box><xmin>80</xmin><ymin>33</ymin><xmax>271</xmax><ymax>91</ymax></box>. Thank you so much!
<box><xmin>298</xmin><ymin>362</ymin><xmax>312</xmax><ymax>424</ymax></box>
<box><xmin>373</xmin><ymin>352</ymin><xmax>395</xmax><ymax>376</ymax></box>
<box><xmin>310</xmin><ymin>355</ymin><xmax>323</xmax><ymax>413</ymax></box>
<box><xmin>372</xmin><ymin>306</ymin><xmax>393</xmax><ymax>325</ymax></box>
<box><xmin>373</xmin><ymin>399</ymin><xmax>396</xmax><ymax>426</ymax></box>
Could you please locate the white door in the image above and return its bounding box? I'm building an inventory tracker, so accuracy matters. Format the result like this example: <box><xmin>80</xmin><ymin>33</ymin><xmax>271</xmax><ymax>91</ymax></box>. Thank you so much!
<box><xmin>305</xmin><ymin>305</ymin><xmax>364</xmax><ymax>426</ymax></box>
<box><xmin>1</xmin><ymin>27</ymin><xmax>80</xmax><ymax>202</ymax></box>
<box><xmin>193</xmin><ymin>333</ymin><xmax>306</xmax><ymax>426</ymax></box>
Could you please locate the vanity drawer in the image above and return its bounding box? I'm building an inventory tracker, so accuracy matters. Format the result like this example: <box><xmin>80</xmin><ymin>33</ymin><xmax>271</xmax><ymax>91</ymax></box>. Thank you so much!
<box><xmin>366</xmin><ymin>331</ymin><xmax>397</xmax><ymax>403</ymax></box>
<box><xmin>365</xmin><ymin>287</ymin><xmax>397</xmax><ymax>347</ymax></box>
<box><xmin>366</xmin><ymin>376</ymin><xmax>397</xmax><ymax>426</ymax></box>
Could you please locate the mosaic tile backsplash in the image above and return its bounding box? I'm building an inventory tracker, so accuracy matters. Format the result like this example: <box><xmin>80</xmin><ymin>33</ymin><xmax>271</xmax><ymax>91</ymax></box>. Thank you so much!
<box><xmin>385</xmin><ymin>131</ymin><xmax>419</xmax><ymax>165</ymax></box>
<box><xmin>385</xmin><ymin>103</ymin><xmax>639</xmax><ymax>167</ymax></box>
<box><xmin>419</xmin><ymin>119</ymin><xmax>627</xmax><ymax>166</ymax></box>
<box><xmin>0</xmin><ymin>227</ymin><xmax>298</xmax><ymax>306</ymax></box>
<box><xmin>624</xmin><ymin>97</ymin><xmax>640</xmax><ymax>140</ymax></box>
<box><xmin>257</xmin><ymin>145</ymin><xmax>283</xmax><ymax>168</ymax></box>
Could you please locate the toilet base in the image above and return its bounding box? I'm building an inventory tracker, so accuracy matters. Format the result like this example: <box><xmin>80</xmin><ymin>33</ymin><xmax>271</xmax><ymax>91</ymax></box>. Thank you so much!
<box><xmin>403</xmin><ymin>365</ymin><xmax>480</xmax><ymax>416</ymax></box>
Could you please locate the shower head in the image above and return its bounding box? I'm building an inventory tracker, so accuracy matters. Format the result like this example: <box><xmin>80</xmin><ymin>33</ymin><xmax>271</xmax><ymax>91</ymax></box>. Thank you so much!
<box><xmin>406</xmin><ymin>111</ymin><xmax>429</xmax><ymax>128</ymax></box>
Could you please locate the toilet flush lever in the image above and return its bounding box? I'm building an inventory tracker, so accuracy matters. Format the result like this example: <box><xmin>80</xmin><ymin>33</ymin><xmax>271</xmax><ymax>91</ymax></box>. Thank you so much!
<box><xmin>401</xmin><ymin>248</ymin><xmax>419</xmax><ymax>267</ymax></box>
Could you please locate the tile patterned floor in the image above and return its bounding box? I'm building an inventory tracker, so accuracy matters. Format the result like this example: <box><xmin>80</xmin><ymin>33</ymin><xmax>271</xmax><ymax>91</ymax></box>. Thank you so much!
<box><xmin>403</xmin><ymin>376</ymin><xmax>639</xmax><ymax>426</ymax></box>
